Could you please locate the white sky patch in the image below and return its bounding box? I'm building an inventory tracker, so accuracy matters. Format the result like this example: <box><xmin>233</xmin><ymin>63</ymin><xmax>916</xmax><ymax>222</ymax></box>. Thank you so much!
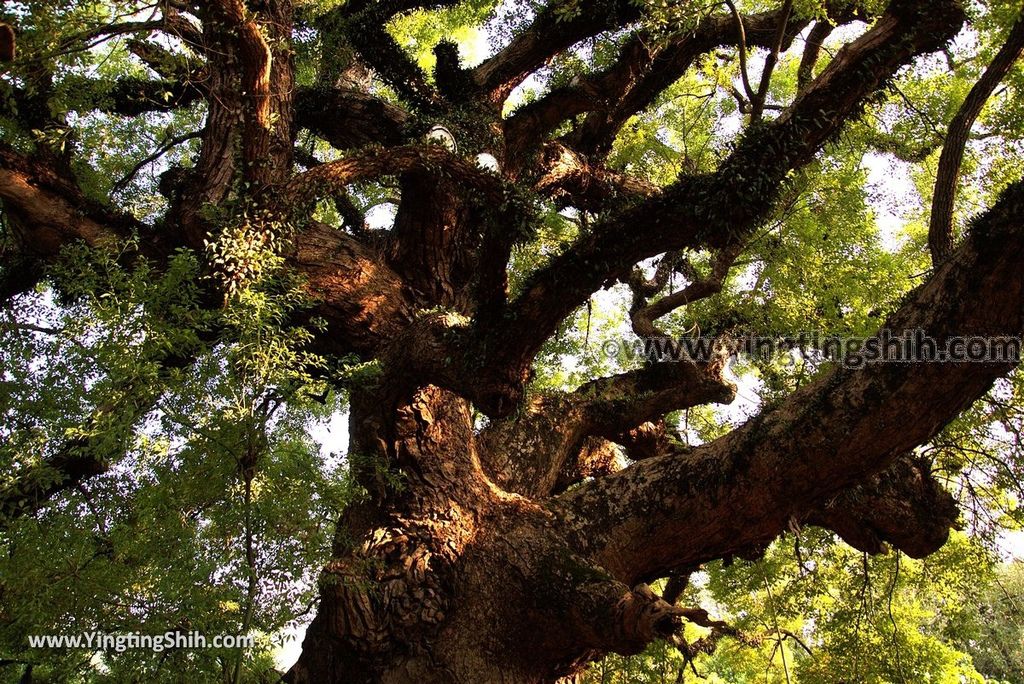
<box><xmin>862</xmin><ymin>151</ymin><xmax>917</xmax><ymax>251</ymax></box>
<box><xmin>274</xmin><ymin>626</ymin><xmax>307</xmax><ymax>672</ymax></box>
<box><xmin>1001</xmin><ymin>530</ymin><xmax>1024</xmax><ymax>561</ymax></box>
<box><xmin>457</xmin><ymin>26</ymin><xmax>491</xmax><ymax>67</ymax></box>
<box><xmin>366</xmin><ymin>203</ymin><xmax>398</xmax><ymax>230</ymax></box>
<box><xmin>307</xmin><ymin>408</ymin><xmax>350</xmax><ymax>459</ymax></box>
<box><xmin>716</xmin><ymin>368</ymin><xmax>764</xmax><ymax>427</ymax></box>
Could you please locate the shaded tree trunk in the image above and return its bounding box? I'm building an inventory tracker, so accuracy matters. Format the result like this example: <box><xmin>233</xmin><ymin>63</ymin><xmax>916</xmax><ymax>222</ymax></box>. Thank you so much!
<box><xmin>288</xmin><ymin>385</ymin><xmax>680</xmax><ymax>682</ymax></box>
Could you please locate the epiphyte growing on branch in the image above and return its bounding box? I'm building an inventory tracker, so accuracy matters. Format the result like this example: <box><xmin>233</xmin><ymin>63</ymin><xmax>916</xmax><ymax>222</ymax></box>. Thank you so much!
<box><xmin>434</xmin><ymin>39</ymin><xmax>474</xmax><ymax>99</ymax></box>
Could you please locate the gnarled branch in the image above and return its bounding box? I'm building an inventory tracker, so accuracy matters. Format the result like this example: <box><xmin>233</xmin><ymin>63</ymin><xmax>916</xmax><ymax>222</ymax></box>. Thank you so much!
<box><xmin>506</xmin><ymin>5</ymin><xmax>814</xmax><ymax>160</ymax></box>
<box><xmin>464</xmin><ymin>0</ymin><xmax>966</xmax><ymax>416</ymax></box>
<box><xmin>629</xmin><ymin>243</ymin><xmax>744</xmax><ymax>338</ymax></box>
<box><xmin>806</xmin><ymin>456</ymin><xmax>959</xmax><ymax>558</ymax></box>
<box><xmin>286</xmin><ymin>145</ymin><xmax>503</xmax><ymax>207</ymax></box>
<box><xmin>295</xmin><ymin>87</ymin><xmax>411</xmax><ymax>150</ymax></box>
<box><xmin>478</xmin><ymin>361</ymin><xmax>734</xmax><ymax>497</ymax></box>
<box><xmin>556</xmin><ymin>176</ymin><xmax>1024</xmax><ymax>583</ymax></box>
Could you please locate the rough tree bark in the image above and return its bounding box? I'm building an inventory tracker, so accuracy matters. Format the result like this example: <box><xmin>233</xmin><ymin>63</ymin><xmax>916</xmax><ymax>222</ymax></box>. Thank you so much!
<box><xmin>3</xmin><ymin>0</ymin><xmax>1022</xmax><ymax>682</ymax></box>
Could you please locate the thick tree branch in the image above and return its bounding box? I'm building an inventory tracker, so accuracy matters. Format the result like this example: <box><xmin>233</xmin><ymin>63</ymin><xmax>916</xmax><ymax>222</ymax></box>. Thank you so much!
<box><xmin>289</xmin><ymin>144</ymin><xmax>527</xmax><ymax>317</ymax></box>
<box><xmin>24</xmin><ymin>79</ymin><xmax>399</xmax><ymax>147</ymax></box>
<box><xmin>286</xmin><ymin>145</ymin><xmax>503</xmax><ymax>208</ymax></box>
<box><xmin>533</xmin><ymin>142</ymin><xmax>658</xmax><ymax>211</ymax></box>
<box><xmin>161</xmin><ymin>0</ymin><xmax>294</xmax><ymax>253</ymax></box>
<box><xmin>506</xmin><ymin>6</ymin><xmax>813</xmax><ymax>160</ymax></box>
<box><xmin>551</xmin><ymin>437</ymin><xmax>626</xmax><ymax>494</ymax></box>
<box><xmin>294</xmin><ymin>87</ymin><xmax>411</xmax><ymax>150</ymax></box>
<box><xmin>289</xmin><ymin>220</ymin><xmax>417</xmax><ymax>358</ymax></box>
<box><xmin>0</xmin><ymin>136</ymin><xmax>410</xmax><ymax>361</ymax></box>
<box><xmin>51</xmin><ymin>75</ymin><xmax>204</xmax><ymax>117</ymax></box>
<box><xmin>207</xmin><ymin>0</ymin><xmax>293</xmax><ymax>190</ymax></box>
<box><xmin>462</xmin><ymin>0</ymin><xmax>966</xmax><ymax>416</ymax></box>
<box><xmin>293</xmin><ymin>148</ymin><xmax>371</xmax><ymax>235</ymax></box>
<box><xmin>928</xmin><ymin>10</ymin><xmax>1024</xmax><ymax>265</ymax></box>
<box><xmin>556</xmin><ymin>176</ymin><xmax>1024</xmax><ymax>583</ymax></box>
<box><xmin>806</xmin><ymin>456</ymin><xmax>959</xmax><ymax>557</ymax></box>
<box><xmin>579</xmin><ymin>363</ymin><xmax>736</xmax><ymax>439</ymax></box>
<box><xmin>126</xmin><ymin>37</ymin><xmax>198</xmax><ymax>81</ymax></box>
<box><xmin>501</xmin><ymin>33</ymin><xmax>654</xmax><ymax>160</ymax></box>
<box><xmin>0</xmin><ymin>145</ymin><xmax>164</xmax><ymax>300</ymax></box>
<box><xmin>478</xmin><ymin>361</ymin><xmax>734</xmax><ymax>497</ymax></box>
<box><xmin>797</xmin><ymin>21</ymin><xmax>834</xmax><ymax>92</ymax></box>
<box><xmin>387</xmin><ymin>171</ymin><xmax>477</xmax><ymax>309</ymax></box>
<box><xmin>472</xmin><ymin>0</ymin><xmax>641</xmax><ymax>105</ymax></box>
<box><xmin>160</xmin><ymin>8</ymin><xmax>204</xmax><ymax>49</ymax></box>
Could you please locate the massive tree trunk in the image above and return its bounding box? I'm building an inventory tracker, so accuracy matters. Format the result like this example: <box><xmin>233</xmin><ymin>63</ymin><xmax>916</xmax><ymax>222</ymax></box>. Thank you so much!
<box><xmin>5</xmin><ymin>0</ymin><xmax>1024</xmax><ymax>681</ymax></box>
<box><xmin>287</xmin><ymin>170</ymin><xmax>1024</xmax><ymax>681</ymax></box>
<box><xmin>289</xmin><ymin>382</ymin><xmax>711</xmax><ymax>682</ymax></box>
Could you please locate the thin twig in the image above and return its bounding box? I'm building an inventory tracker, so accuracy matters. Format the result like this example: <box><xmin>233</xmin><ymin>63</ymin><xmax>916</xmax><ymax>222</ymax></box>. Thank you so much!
<box><xmin>112</xmin><ymin>130</ymin><xmax>201</xmax><ymax>193</ymax></box>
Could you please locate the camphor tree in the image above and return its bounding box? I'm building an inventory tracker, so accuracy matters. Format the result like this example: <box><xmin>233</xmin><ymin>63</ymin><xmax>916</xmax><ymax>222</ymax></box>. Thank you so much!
<box><xmin>2</xmin><ymin>0</ymin><xmax>1024</xmax><ymax>681</ymax></box>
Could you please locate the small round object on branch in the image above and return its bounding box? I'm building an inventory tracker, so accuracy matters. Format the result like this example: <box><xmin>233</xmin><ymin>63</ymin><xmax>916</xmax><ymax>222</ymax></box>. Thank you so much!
<box><xmin>425</xmin><ymin>125</ymin><xmax>457</xmax><ymax>153</ymax></box>
<box><xmin>475</xmin><ymin>152</ymin><xmax>500</xmax><ymax>174</ymax></box>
